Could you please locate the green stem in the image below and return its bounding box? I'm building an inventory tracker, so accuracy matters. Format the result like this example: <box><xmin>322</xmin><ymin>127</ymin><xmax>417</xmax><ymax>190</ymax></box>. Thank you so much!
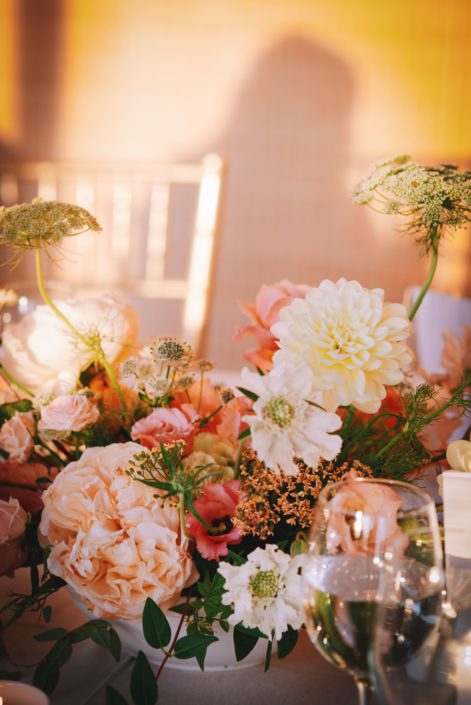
<box><xmin>373</xmin><ymin>425</ymin><xmax>407</xmax><ymax>461</ymax></box>
<box><xmin>0</xmin><ymin>364</ymin><xmax>33</xmax><ymax>397</ymax></box>
<box><xmin>373</xmin><ymin>376</ymin><xmax>470</xmax><ymax>463</ymax></box>
<box><xmin>34</xmin><ymin>248</ymin><xmax>126</xmax><ymax>410</ymax></box>
<box><xmin>35</xmin><ymin>248</ymin><xmax>89</xmax><ymax>348</ymax></box>
<box><xmin>179</xmin><ymin>494</ymin><xmax>189</xmax><ymax>539</ymax></box>
<box><xmin>408</xmin><ymin>229</ymin><xmax>439</xmax><ymax>322</ymax></box>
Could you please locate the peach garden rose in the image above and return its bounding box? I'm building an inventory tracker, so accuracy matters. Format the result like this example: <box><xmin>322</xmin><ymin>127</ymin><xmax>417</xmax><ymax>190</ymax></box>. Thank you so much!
<box><xmin>38</xmin><ymin>393</ymin><xmax>99</xmax><ymax>433</ymax></box>
<box><xmin>0</xmin><ymin>497</ymin><xmax>28</xmax><ymax>576</ymax></box>
<box><xmin>39</xmin><ymin>442</ymin><xmax>197</xmax><ymax>619</ymax></box>
<box><xmin>0</xmin><ymin>411</ymin><xmax>35</xmax><ymax>463</ymax></box>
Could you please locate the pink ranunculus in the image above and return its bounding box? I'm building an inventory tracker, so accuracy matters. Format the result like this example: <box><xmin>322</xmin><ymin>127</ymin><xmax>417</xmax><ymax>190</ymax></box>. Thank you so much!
<box><xmin>0</xmin><ymin>411</ymin><xmax>35</xmax><ymax>463</ymax></box>
<box><xmin>130</xmin><ymin>404</ymin><xmax>198</xmax><ymax>454</ymax></box>
<box><xmin>234</xmin><ymin>280</ymin><xmax>309</xmax><ymax>371</ymax></box>
<box><xmin>216</xmin><ymin>396</ymin><xmax>252</xmax><ymax>445</ymax></box>
<box><xmin>326</xmin><ymin>471</ymin><xmax>408</xmax><ymax>557</ymax></box>
<box><xmin>0</xmin><ymin>497</ymin><xmax>28</xmax><ymax>576</ymax></box>
<box><xmin>39</xmin><ymin>443</ymin><xmax>197</xmax><ymax>619</ymax></box>
<box><xmin>38</xmin><ymin>393</ymin><xmax>99</xmax><ymax>433</ymax></box>
<box><xmin>439</xmin><ymin>325</ymin><xmax>471</xmax><ymax>390</ymax></box>
<box><xmin>0</xmin><ymin>460</ymin><xmax>57</xmax><ymax>514</ymax></box>
<box><xmin>186</xmin><ymin>480</ymin><xmax>242</xmax><ymax>560</ymax></box>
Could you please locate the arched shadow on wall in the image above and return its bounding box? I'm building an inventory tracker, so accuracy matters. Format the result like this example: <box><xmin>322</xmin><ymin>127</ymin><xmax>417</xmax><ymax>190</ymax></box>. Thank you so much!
<box><xmin>196</xmin><ymin>34</ymin><xmax>379</xmax><ymax>365</ymax></box>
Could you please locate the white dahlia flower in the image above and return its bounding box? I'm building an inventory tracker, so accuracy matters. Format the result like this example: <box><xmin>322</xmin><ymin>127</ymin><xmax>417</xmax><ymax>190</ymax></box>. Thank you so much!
<box><xmin>271</xmin><ymin>278</ymin><xmax>413</xmax><ymax>414</ymax></box>
<box><xmin>218</xmin><ymin>545</ymin><xmax>305</xmax><ymax>641</ymax></box>
<box><xmin>241</xmin><ymin>364</ymin><xmax>342</xmax><ymax>475</ymax></box>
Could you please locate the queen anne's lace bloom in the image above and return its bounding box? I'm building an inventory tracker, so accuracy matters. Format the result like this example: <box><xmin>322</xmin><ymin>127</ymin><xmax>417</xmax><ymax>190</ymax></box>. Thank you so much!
<box><xmin>218</xmin><ymin>544</ymin><xmax>305</xmax><ymax>641</ymax></box>
<box><xmin>272</xmin><ymin>279</ymin><xmax>413</xmax><ymax>414</ymax></box>
<box><xmin>241</xmin><ymin>365</ymin><xmax>342</xmax><ymax>474</ymax></box>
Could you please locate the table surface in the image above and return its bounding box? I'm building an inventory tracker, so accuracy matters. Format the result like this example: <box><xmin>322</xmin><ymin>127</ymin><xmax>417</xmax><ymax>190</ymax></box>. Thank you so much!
<box><xmin>0</xmin><ymin>570</ymin><xmax>357</xmax><ymax>705</ymax></box>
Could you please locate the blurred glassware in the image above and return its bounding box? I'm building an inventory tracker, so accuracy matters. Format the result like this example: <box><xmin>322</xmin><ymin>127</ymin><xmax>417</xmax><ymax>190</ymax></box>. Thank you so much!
<box><xmin>304</xmin><ymin>477</ymin><xmax>443</xmax><ymax>705</ymax></box>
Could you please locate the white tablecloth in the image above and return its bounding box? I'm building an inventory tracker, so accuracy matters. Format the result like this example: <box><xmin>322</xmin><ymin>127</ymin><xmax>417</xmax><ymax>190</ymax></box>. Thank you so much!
<box><xmin>0</xmin><ymin>570</ymin><xmax>356</xmax><ymax>705</ymax></box>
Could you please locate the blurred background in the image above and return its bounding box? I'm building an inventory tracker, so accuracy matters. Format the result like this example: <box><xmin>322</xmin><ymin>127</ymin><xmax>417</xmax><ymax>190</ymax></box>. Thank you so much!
<box><xmin>0</xmin><ymin>0</ymin><xmax>470</xmax><ymax>367</ymax></box>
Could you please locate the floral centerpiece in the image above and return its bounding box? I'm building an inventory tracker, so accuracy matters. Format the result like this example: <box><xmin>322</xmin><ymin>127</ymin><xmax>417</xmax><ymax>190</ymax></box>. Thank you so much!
<box><xmin>0</xmin><ymin>157</ymin><xmax>470</xmax><ymax>704</ymax></box>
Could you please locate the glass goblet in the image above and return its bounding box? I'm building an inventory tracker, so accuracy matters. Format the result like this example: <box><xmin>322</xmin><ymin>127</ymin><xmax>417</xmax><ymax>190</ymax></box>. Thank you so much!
<box><xmin>303</xmin><ymin>477</ymin><xmax>443</xmax><ymax>705</ymax></box>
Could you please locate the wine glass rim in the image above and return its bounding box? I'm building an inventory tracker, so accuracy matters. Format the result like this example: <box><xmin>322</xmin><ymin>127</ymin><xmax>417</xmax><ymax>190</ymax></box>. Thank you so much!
<box><xmin>317</xmin><ymin>477</ymin><xmax>435</xmax><ymax>515</ymax></box>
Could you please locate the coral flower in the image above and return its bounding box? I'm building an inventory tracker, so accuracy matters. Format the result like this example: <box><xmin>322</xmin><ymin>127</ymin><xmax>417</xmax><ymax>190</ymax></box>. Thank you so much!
<box><xmin>235</xmin><ymin>280</ymin><xmax>309</xmax><ymax>371</ymax></box>
<box><xmin>186</xmin><ymin>480</ymin><xmax>242</xmax><ymax>560</ymax></box>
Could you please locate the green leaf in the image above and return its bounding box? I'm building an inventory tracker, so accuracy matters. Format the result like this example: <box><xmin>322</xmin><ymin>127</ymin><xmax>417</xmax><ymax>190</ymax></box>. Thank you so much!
<box><xmin>43</xmin><ymin>605</ymin><xmax>52</xmax><ymax>623</ymax></box>
<box><xmin>226</xmin><ymin>550</ymin><xmax>247</xmax><ymax>566</ymax></box>
<box><xmin>173</xmin><ymin>635</ymin><xmax>218</xmax><ymax>660</ymax></box>
<box><xmin>142</xmin><ymin>598</ymin><xmax>171</xmax><ymax>649</ymax></box>
<box><xmin>237</xmin><ymin>427</ymin><xmax>251</xmax><ymax>441</ymax></box>
<box><xmin>33</xmin><ymin>638</ymin><xmax>72</xmax><ymax>694</ymax></box>
<box><xmin>277</xmin><ymin>627</ymin><xmax>299</xmax><ymax>659</ymax></box>
<box><xmin>233</xmin><ymin>626</ymin><xmax>259</xmax><ymax>662</ymax></box>
<box><xmin>106</xmin><ymin>685</ymin><xmax>129</xmax><ymax>705</ymax></box>
<box><xmin>34</xmin><ymin>628</ymin><xmax>68</xmax><ymax>642</ymax></box>
<box><xmin>91</xmin><ymin>625</ymin><xmax>122</xmax><ymax>661</ymax></box>
<box><xmin>38</xmin><ymin>638</ymin><xmax>72</xmax><ymax>671</ymax></box>
<box><xmin>264</xmin><ymin>638</ymin><xmax>273</xmax><ymax>672</ymax></box>
<box><xmin>236</xmin><ymin>387</ymin><xmax>259</xmax><ymax>402</ymax></box>
<box><xmin>195</xmin><ymin>647</ymin><xmax>207</xmax><ymax>671</ymax></box>
<box><xmin>0</xmin><ymin>399</ymin><xmax>33</xmax><ymax>423</ymax></box>
<box><xmin>170</xmin><ymin>601</ymin><xmax>198</xmax><ymax>615</ymax></box>
<box><xmin>130</xmin><ymin>651</ymin><xmax>158</xmax><ymax>705</ymax></box>
<box><xmin>33</xmin><ymin>665</ymin><xmax>60</xmax><ymax>695</ymax></box>
<box><xmin>234</xmin><ymin>623</ymin><xmax>266</xmax><ymax>639</ymax></box>
<box><xmin>69</xmin><ymin>619</ymin><xmax>111</xmax><ymax>642</ymax></box>
<box><xmin>220</xmin><ymin>620</ymin><xmax>230</xmax><ymax>633</ymax></box>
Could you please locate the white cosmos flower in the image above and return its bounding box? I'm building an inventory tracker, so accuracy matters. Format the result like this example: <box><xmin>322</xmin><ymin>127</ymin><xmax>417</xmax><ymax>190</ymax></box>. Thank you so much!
<box><xmin>1</xmin><ymin>294</ymin><xmax>137</xmax><ymax>395</ymax></box>
<box><xmin>271</xmin><ymin>278</ymin><xmax>413</xmax><ymax>414</ymax></box>
<box><xmin>218</xmin><ymin>544</ymin><xmax>305</xmax><ymax>641</ymax></box>
<box><xmin>241</xmin><ymin>364</ymin><xmax>342</xmax><ymax>475</ymax></box>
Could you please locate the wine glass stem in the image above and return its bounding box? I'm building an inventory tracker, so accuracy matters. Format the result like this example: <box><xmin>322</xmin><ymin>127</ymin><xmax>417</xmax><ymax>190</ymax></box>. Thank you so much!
<box><xmin>354</xmin><ymin>678</ymin><xmax>374</xmax><ymax>705</ymax></box>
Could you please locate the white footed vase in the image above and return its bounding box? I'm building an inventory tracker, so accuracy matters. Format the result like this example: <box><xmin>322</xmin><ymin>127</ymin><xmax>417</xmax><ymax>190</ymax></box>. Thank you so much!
<box><xmin>67</xmin><ymin>587</ymin><xmax>269</xmax><ymax>671</ymax></box>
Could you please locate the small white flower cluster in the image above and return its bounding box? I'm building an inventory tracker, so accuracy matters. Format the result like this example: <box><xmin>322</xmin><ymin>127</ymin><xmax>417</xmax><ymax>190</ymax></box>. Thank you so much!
<box><xmin>120</xmin><ymin>338</ymin><xmax>195</xmax><ymax>399</ymax></box>
<box><xmin>241</xmin><ymin>278</ymin><xmax>413</xmax><ymax>475</ymax></box>
<box><xmin>218</xmin><ymin>545</ymin><xmax>305</xmax><ymax>641</ymax></box>
<box><xmin>352</xmin><ymin>155</ymin><xmax>471</xmax><ymax>233</ymax></box>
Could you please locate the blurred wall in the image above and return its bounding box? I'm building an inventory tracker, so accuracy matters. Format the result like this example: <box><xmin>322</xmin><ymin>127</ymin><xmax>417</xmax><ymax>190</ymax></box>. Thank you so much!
<box><xmin>0</xmin><ymin>0</ymin><xmax>470</xmax><ymax>367</ymax></box>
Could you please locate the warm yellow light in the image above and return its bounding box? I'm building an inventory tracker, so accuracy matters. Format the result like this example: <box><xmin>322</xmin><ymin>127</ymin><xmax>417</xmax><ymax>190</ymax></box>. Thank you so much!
<box><xmin>183</xmin><ymin>154</ymin><xmax>223</xmax><ymax>349</ymax></box>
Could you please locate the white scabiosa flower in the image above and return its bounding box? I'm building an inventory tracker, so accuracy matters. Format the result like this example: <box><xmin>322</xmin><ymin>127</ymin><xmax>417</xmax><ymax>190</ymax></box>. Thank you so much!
<box><xmin>241</xmin><ymin>364</ymin><xmax>342</xmax><ymax>475</ymax></box>
<box><xmin>218</xmin><ymin>545</ymin><xmax>305</xmax><ymax>641</ymax></box>
<box><xmin>271</xmin><ymin>278</ymin><xmax>413</xmax><ymax>414</ymax></box>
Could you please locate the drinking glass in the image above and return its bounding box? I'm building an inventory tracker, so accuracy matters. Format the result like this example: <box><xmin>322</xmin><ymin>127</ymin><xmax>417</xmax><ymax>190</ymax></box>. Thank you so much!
<box><xmin>372</xmin><ymin>533</ymin><xmax>471</xmax><ymax>705</ymax></box>
<box><xmin>303</xmin><ymin>477</ymin><xmax>444</xmax><ymax>705</ymax></box>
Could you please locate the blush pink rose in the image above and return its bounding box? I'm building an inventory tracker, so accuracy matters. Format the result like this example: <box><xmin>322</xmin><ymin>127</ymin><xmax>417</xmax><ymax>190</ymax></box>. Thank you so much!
<box><xmin>38</xmin><ymin>393</ymin><xmax>99</xmax><ymax>433</ymax></box>
<box><xmin>0</xmin><ymin>497</ymin><xmax>27</xmax><ymax>576</ymax></box>
<box><xmin>326</xmin><ymin>471</ymin><xmax>408</xmax><ymax>557</ymax></box>
<box><xmin>0</xmin><ymin>460</ymin><xmax>57</xmax><ymax>514</ymax></box>
<box><xmin>0</xmin><ymin>411</ymin><xmax>35</xmax><ymax>462</ymax></box>
<box><xmin>130</xmin><ymin>405</ymin><xmax>198</xmax><ymax>454</ymax></box>
<box><xmin>39</xmin><ymin>442</ymin><xmax>197</xmax><ymax>619</ymax></box>
<box><xmin>234</xmin><ymin>280</ymin><xmax>309</xmax><ymax>371</ymax></box>
<box><xmin>186</xmin><ymin>480</ymin><xmax>242</xmax><ymax>560</ymax></box>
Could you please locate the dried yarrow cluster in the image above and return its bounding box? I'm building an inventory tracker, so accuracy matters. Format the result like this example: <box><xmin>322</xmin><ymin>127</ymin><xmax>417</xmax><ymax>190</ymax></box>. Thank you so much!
<box><xmin>352</xmin><ymin>156</ymin><xmax>471</xmax><ymax>251</ymax></box>
<box><xmin>235</xmin><ymin>449</ymin><xmax>373</xmax><ymax>540</ymax></box>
